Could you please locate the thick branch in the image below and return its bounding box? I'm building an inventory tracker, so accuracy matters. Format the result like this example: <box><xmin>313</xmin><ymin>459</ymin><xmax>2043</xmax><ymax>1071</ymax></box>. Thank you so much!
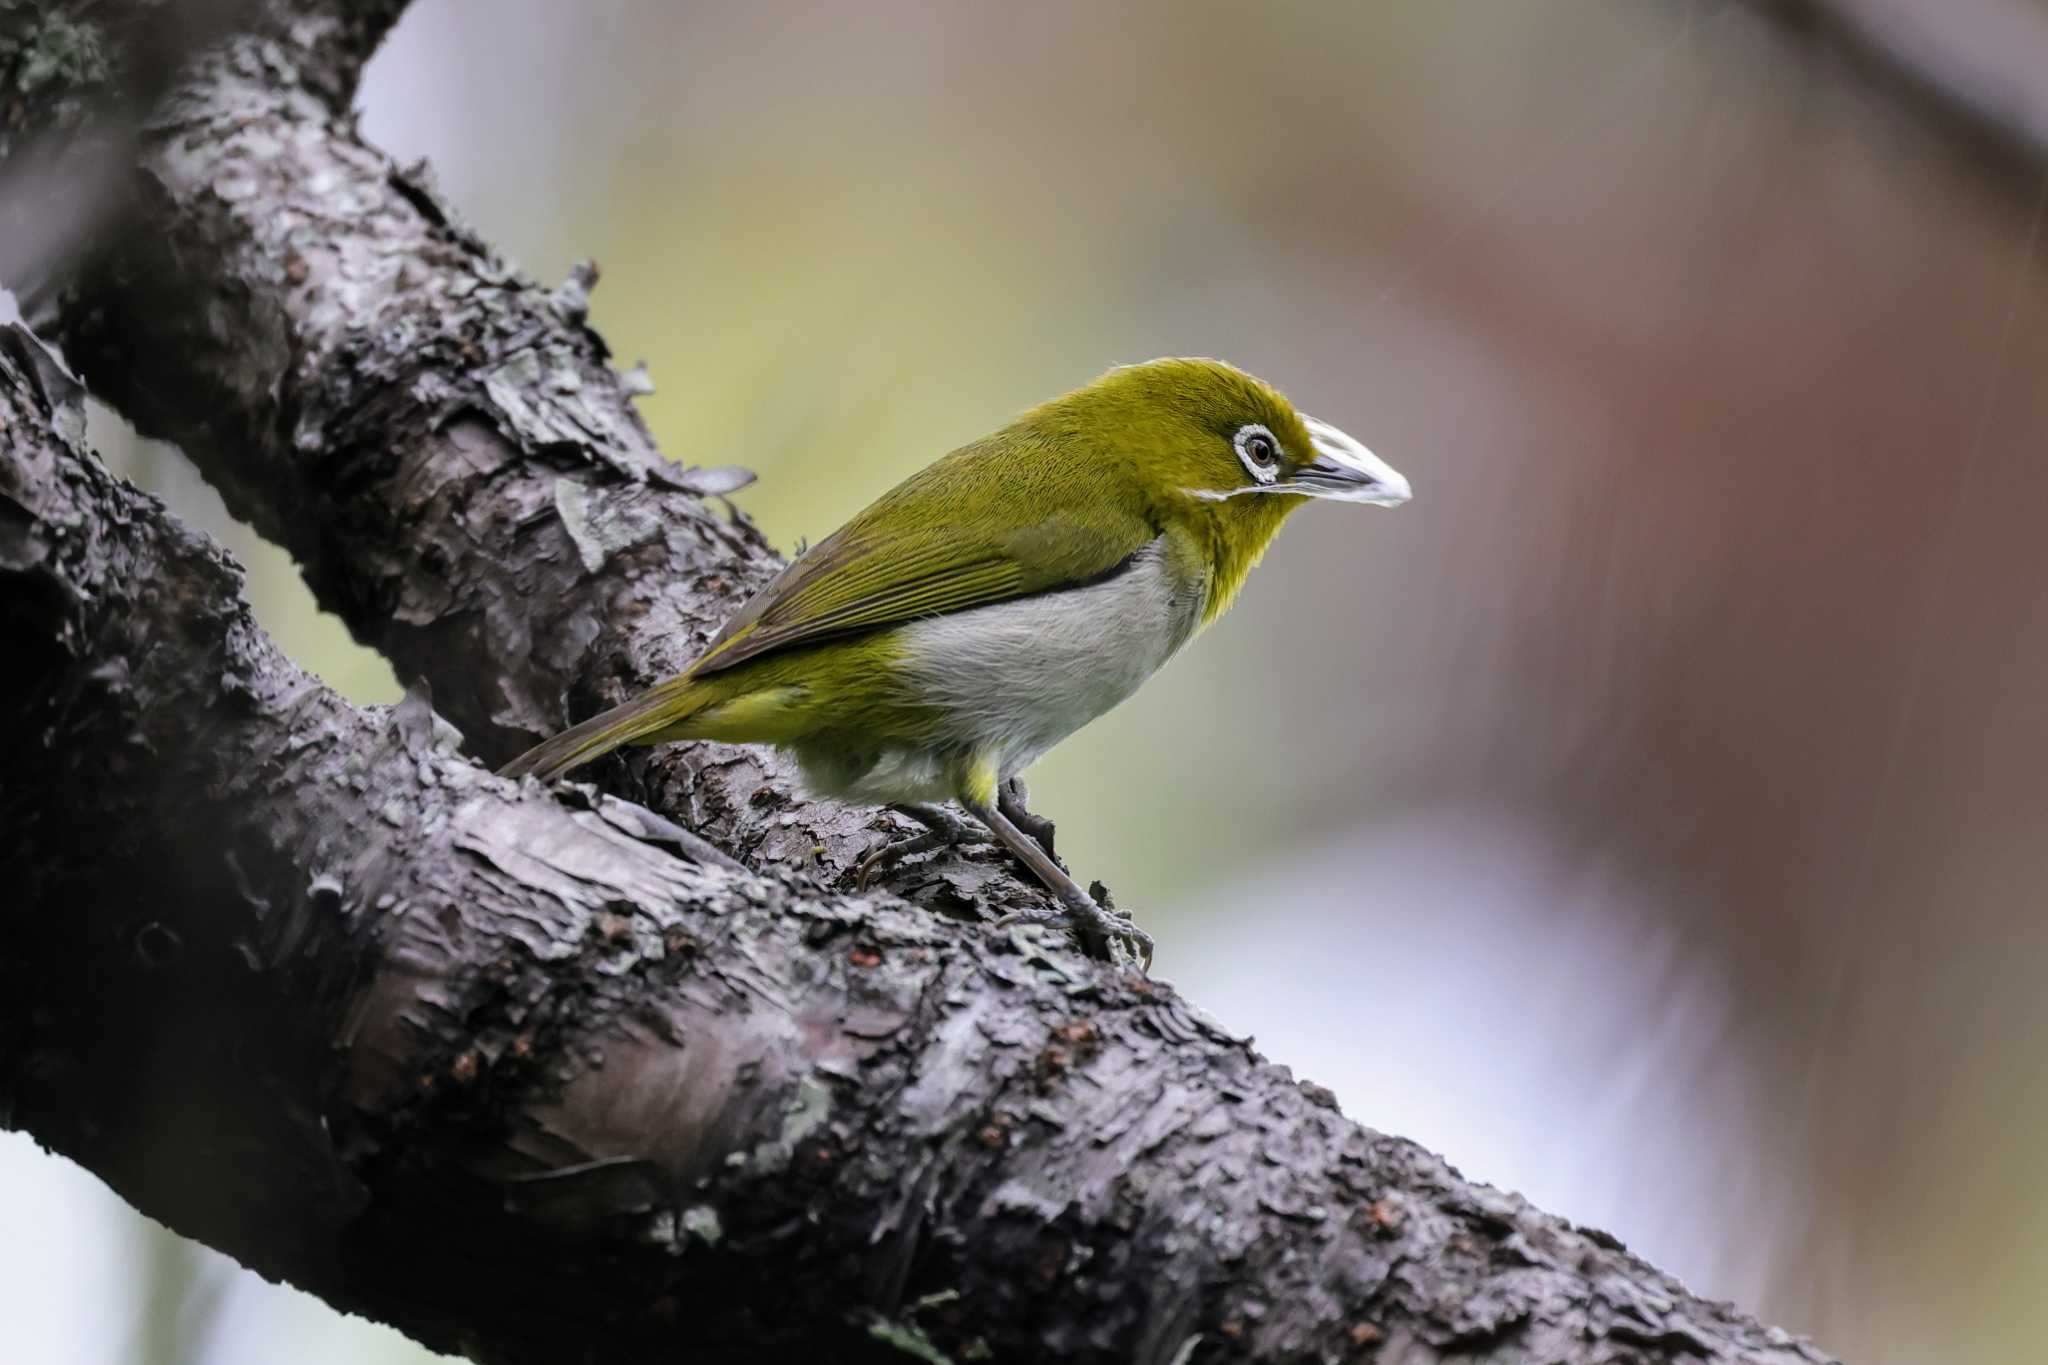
<box><xmin>0</xmin><ymin>327</ymin><xmax>1834</xmax><ymax>1365</ymax></box>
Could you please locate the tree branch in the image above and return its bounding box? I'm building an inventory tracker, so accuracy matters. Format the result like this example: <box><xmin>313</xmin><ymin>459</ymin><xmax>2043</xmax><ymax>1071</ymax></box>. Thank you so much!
<box><xmin>5</xmin><ymin>2</ymin><xmax>1843</xmax><ymax>1360</ymax></box>
<box><xmin>1748</xmin><ymin>0</ymin><xmax>2048</xmax><ymax>184</ymax></box>
<box><xmin>0</xmin><ymin>0</ymin><xmax>264</xmax><ymax>309</ymax></box>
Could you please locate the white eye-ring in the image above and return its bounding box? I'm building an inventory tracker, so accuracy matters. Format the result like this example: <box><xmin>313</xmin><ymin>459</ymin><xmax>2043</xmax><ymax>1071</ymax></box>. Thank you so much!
<box><xmin>1234</xmin><ymin>423</ymin><xmax>1283</xmax><ymax>484</ymax></box>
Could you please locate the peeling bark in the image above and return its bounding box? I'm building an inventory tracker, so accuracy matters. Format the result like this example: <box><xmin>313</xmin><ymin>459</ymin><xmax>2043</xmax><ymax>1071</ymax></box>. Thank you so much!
<box><xmin>1</xmin><ymin>2</ymin><xmax>1848</xmax><ymax>1362</ymax></box>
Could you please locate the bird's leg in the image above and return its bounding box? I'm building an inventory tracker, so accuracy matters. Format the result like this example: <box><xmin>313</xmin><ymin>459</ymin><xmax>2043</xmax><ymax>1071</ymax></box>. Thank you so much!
<box><xmin>856</xmin><ymin>802</ymin><xmax>983</xmax><ymax>890</ymax></box>
<box><xmin>962</xmin><ymin>796</ymin><xmax>1152</xmax><ymax>969</ymax></box>
<box><xmin>998</xmin><ymin>776</ymin><xmax>1057</xmax><ymax>862</ymax></box>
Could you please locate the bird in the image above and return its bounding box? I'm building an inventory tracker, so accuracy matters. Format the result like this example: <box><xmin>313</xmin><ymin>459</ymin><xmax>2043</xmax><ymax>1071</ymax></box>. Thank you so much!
<box><xmin>500</xmin><ymin>358</ymin><xmax>1410</xmax><ymax>961</ymax></box>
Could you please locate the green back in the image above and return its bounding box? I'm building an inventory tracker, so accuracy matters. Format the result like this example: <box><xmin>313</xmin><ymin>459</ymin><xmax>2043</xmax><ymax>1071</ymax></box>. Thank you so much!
<box><xmin>693</xmin><ymin>427</ymin><xmax>1154</xmax><ymax>675</ymax></box>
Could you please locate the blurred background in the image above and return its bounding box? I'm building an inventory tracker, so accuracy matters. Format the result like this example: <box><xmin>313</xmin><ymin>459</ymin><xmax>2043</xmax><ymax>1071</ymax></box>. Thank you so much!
<box><xmin>9</xmin><ymin>0</ymin><xmax>2048</xmax><ymax>1359</ymax></box>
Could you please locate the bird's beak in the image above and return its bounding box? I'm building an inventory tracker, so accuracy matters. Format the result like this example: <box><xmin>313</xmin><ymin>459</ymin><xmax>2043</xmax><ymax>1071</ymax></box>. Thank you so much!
<box><xmin>1292</xmin><ymin>416</ymin><xmax>1411</xmax><ymax>507</ymax></box>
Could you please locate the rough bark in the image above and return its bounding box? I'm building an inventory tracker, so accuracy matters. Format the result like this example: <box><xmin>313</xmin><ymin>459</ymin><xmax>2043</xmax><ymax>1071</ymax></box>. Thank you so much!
<box><xmin>2</xmin><ymin>2</ymin><xmax>1844</xmax><ymax>1362</ymax></box>
<box><xmin>0</xmin><ymin>0</ymin><xmax>262</xmax><ymax>307</ymax></box>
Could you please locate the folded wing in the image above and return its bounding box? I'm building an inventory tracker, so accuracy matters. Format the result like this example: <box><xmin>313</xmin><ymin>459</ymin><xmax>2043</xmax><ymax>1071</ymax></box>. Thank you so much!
<box><xmin>694</xmin><ymin>437</ymin><xmax>1154</xmax><ymax>674</ymax></box>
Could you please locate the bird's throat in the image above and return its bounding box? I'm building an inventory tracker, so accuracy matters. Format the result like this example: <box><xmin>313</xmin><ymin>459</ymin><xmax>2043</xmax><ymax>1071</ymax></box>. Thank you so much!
<box><xmin>1179</xmin><ymin>494</ymin><xmax>1300</xmax><ymax>627</ymax></box>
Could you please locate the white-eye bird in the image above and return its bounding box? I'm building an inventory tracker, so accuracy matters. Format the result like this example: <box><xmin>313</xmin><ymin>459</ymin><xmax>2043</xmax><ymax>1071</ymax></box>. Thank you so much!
<box><xmin>502</xmin><ymin>358</ymin><xmax>1411</xmax><ymax>960</ymax></box>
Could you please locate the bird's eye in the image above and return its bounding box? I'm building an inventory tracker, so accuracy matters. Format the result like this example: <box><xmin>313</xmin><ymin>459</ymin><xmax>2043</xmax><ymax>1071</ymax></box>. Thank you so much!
<box><xmin>1233</xmin><ymin>424</ymin><xmax>1283</xmax><ymax>484</ymax></box>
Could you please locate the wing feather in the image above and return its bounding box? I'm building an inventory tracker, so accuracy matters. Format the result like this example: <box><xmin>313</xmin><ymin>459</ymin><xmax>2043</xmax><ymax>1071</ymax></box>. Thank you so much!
<box><xmin>692</xmin><ymin>436</ymin><xmax>1151</xmax><ymax>675</ymax></box>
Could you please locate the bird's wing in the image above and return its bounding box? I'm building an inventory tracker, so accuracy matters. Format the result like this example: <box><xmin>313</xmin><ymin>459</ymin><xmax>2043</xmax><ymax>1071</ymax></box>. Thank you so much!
<box><xmin>692</xmin><ymin>439</ymin><xmax>1154</xmax><ymax>675</ymax></box>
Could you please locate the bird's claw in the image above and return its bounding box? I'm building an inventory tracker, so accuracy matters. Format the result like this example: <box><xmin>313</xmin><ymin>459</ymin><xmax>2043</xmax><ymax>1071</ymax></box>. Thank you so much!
<box><xmin>857</xmin><ymin>803</ymin><xmax>982</xmax><ymax>890</ymax></box>
<box><xmin>877</xmin><ymin>795</ymin><xmax>1153</xmax><ymax>968</ymax></box>
<box><xmin>994</xmin><ymin>892</ymin><xmax>1153</xmax><ymax>970</ymax></box>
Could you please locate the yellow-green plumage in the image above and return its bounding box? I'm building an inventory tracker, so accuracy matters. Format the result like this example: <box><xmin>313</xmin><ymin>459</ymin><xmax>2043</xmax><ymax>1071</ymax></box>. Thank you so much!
<box><xmin>501</xmin><ymin>358</ymin><xmax>1409</xmax><ymax>952</ymax></box>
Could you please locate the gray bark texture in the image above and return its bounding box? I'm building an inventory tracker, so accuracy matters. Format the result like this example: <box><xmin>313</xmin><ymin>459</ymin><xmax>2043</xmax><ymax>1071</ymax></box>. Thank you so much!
<box><xmin>1</xmin><ymin>3</ymin><xmax>1842</xmax><ymax>1362</ymax></box>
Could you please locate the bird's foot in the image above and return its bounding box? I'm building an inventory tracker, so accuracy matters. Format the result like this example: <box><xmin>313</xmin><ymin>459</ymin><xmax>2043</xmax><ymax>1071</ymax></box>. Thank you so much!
<box><xmin>995</xmin><ymin>885</ymin><xmax>1153</xmax><ymax>969</ymax></box>
<box><xmin>856</xmin><ymin>802</ymin><xmax>985</xmax><ymax>890</ymax></box>
<box><xmin>962</xmin><ymin>793</ymin><xmax>1152</xmax><ymax>968</ymax></box>
<box><xmin>998</xmin><ymin>776</ymin><xmax>1058</xmax><ymax>862</ymax></box>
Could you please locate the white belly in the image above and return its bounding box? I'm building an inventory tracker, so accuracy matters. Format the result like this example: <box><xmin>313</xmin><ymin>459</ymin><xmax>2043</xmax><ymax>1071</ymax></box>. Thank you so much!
<box><xmin>891</xmin><ymin>535</ymin><xmax>1204</xmax><ymax>781</ymax></box>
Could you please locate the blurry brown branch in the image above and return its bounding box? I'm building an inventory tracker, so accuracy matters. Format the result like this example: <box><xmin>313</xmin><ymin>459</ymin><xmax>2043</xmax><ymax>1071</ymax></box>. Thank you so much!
<box><xmin>1751</xmin><ymin>0</ymin><xmax>2048</xmax><ymax>182</ymax></box>
<box><xmin>0</xmin><ymin>1</ymin><xmax>1848</xmax><ymax>1360</ymax></box>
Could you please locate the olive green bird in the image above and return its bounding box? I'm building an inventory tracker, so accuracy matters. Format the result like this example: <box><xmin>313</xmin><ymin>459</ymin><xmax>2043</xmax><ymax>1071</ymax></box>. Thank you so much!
<box><xmin>501</xmin><ymin>358</ymin><xmax>1410</xmax><ymax>960</ymax></box>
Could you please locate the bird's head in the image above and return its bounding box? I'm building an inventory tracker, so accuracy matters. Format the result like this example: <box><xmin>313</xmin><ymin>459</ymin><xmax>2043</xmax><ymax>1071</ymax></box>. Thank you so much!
<box><xmin>1044</xmin><ymin>356</ymin><xmax>1409</xmax><ymax>513</ymax></box>
<box><xmin>1029</xmin><ymin>358</ymin><xmax>1408</xmax><ymax>610</ymax></box>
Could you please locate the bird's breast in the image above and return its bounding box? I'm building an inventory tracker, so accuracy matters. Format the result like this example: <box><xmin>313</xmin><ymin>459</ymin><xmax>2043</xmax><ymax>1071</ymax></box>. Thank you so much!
<box><xmin>893</xmin><ymin>534</ymin><xmax>1205</xmax><ymax>771</ymax></box>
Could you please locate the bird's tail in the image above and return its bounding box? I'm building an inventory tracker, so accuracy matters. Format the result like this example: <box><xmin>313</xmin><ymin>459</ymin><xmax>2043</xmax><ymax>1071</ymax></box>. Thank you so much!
<box><xmin>498</xmin><ymin>675</ymin><xmax>711</xmax><ymax>781</ymax></box>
